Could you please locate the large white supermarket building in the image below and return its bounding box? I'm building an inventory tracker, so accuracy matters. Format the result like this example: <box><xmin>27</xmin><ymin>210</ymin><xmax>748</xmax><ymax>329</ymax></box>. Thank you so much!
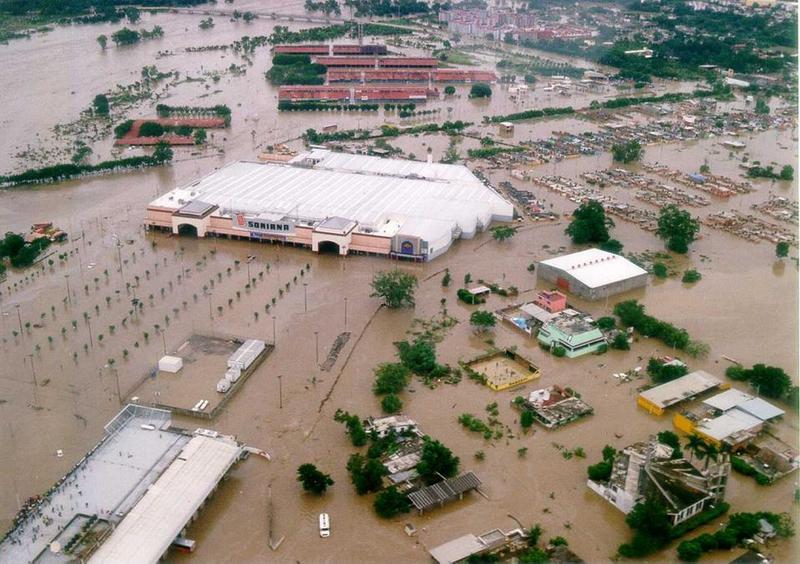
<box><xmin>145</xmin><ymin>150</ymin><xmax>514</xmax><ymax>261</ymax></box>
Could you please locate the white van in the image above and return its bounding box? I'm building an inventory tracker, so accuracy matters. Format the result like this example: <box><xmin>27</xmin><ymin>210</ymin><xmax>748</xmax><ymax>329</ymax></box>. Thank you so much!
<box><xmin>318</xmin><ymin>513</ymin><xmax>330</xmax><ymax>538</ymax></box>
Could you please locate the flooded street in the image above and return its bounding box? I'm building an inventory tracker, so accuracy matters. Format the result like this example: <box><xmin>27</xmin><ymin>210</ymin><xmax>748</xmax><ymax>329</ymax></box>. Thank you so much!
<box><xmin>0</xmin><ymin>3</ymin><xmax>798</xmax><ymax>563</ymax></box>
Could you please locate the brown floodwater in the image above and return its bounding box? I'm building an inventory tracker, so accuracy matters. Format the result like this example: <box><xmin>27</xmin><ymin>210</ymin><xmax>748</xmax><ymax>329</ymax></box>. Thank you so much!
<box><xmin>1</xmin><ymin>4</ymin><xmax>798</xmax><ymax>564</ymax></box>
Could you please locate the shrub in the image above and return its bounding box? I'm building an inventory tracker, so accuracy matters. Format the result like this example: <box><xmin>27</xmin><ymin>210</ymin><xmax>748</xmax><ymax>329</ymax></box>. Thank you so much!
<box><xmin>373</xmin><ymin>363</ymin><xmax>410</xmax><ymax>395</ymax></box>
<box><xmin>381</xmin><ymin>393</ymin><xmax>403</xmax><ymax>414</ymax></box>
<box><xmin>587</xmin><ymin>461</ymin><xmax>612</xmax><ymax>481</ymax></box>
<box><xmin>610</xmin><ymin>333</ymin><xmax>630</xmax><ymax>350</ymax></box>
<box><xmin>520</xmin><ymin>410</ymin><xmax>534</xmax><ymax>429</ymax></box>
<box><xmin>374</xmin><ymin>486</ymin><xmax>411</xmax><ymax>518</ymax></box>
<box><xmin>139</xmin><ymin>121</ymin><xmax>165</xmax><ymax>137</ymax></box>
<box><xmin>676</xmin><ymin>540</ymin><xmax>703</xmax><ymax>562</ymax></box>
<box><xmin>596</xmin><ymin>316</ymin><xmax>616</xmax><ymax>330</ymax></box>
<box><xmin>469</xmin><ymin>83</ymin><xmax>492</xmax><ymax>98</ymax></box>
<box><xmin>653</xmin><ymin>262</ymin><xmax>669</xmax><ymax>278</ymax></box>
<box><xmin>552</xmin><ymin>346</ymin><xmax>566</xmax><ymax>357</ymax></box>
<box><xmin>682</xmin><ymin>269</ymin><xmax>702</xmax><ymax>283</ymax></box>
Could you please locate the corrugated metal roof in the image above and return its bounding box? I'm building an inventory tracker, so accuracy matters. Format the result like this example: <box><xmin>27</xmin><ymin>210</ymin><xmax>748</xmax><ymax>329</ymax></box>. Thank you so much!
<box><xmin>89</xmin><ymin>435</ymin><xmax>242</xmax><ymax>564</ymax></box>
<box><xmin>703</xmin><ymin>389</ymin><xmax>753</xmax><ymax>412</ymax></box>
<box><xmin>539</xmin><ymin>249</ymin><xmax>648</xmax><ymax>289</ymax></box>
<box><xmin>737</xmin><ymin>397</ymin><xmax>785</xmax><ymax>421</ymax></box>
<box><xmin>639</xmin><ymin>371</ymin><xmax>723</xmax><ymax>409</ymax></box>
<box><xmin>408</xmin><ymin>472</ymin><xmax>481</xmax><ymax>511</ymax></box>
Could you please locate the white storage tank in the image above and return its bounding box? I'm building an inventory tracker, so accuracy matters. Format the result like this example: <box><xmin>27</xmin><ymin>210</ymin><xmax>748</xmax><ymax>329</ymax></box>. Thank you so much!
<box><xmin>225</xmin><ymin>367</ymin><xmax>241</xmax><ymax>383</ymax></box>
<box><xmin>158</xmin><ymin>355</ymin><xmax>183</xmax><ymax>373</ymax></box>
<box><xmin>216</xmin><ymin>379</ymin><xmax>231</xmax><ymax>393</ymax></box>
<box><xmin>227</xmin><ymin>339</ymin><xmax>266</xmax><ymax>370</ymax></box>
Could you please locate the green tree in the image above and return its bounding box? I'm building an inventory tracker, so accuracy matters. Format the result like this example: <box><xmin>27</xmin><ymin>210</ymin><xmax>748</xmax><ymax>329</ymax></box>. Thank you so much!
<box><xmin>587</xmin><ymin>461</ymin><xmax>612</xmax><ymax>481</ymax></box>
<box><xmin>152</xmin><ymin>140</ymin><xmax>173</xmax><ymax>163</ymax></box>
<box><xmin>490</xmin><ymin>225</ymin><xmax>516</xmax><ymax>242</ymax></box>
<box><xmin>652</xmin><ymin>262</ymin><xmax>668</xmax><ymax>278</ymax></box>
<box><xmin>469</xmin><ymin>83</ymin><xmax>492</xmax><ymax>98</ymax></box>
<box><xmin>373</xmin><ymin>362</ymin><xmax>410</xmax><ymax>395</ymax></box>
<box><xmin>610</xmin><ymin>333</ymin><xmax>630</xmax><ymax>350</ymax></box>
<box><xmin>626</xmin><ymin>499</ymin><xmax>672</xmax><ymax>541</ymax></box>
<box><xmin>565</xmin><ymin>200</ymin><xmax>613</xmax><ymax>245</ymax></box>
<box><xmin>657</xmin><ymin>430</ymin><xmax>683</xmax><ymax>459</ymax></box>
<box><xmin>682</xmin><ymin>269</ymin><xmax>702</xmax><ymax>283</ymax></box>
<box><xmin>776</xmin><ymin>241</ymin><xmax>790</xmax><ymax>259</ymax></box>
<box><xmin>139</xmin><ymin>121</ymin><xmax>165</xmax><ymax>137</ymax></box>
<box><xmin>520</xmin><ymin>410</ymin><xmax>534</xmax><ymax>429</ymax></box>
<box><xmin>334</xmin><ymin>409</ymin><xmax>368</xmax><ymax>446</ymax></box>
<box><xmin>441</xmin><ymin>269</ymin><xmax>451</xmax><ymax>287</ymax></box>
<box><xmin>469</xmin><ymin>310</ymin><xmax>496</xmax><ymax>333</ymax></box>
<box><xmin>381</xmin><ymin>393</ymin><xmax>403</xmax><ymax>413</ymax></box>
<box><xmin>600</xmin><ymin>238</ymin><xmax>624</xmax><ymax>254</ymax></box>
<box><xmin>193</xmin><ymin>128</ymin><xmax>207</xmax><ymax>145</ymax></box>
<box><xmin>395</xmin><ymin>338</ymin><xmax>437</xmax><ymax>375</ymax></box>
<box><xmin>596</xmin><ymin>316</ymin><xmax>616</xmax><ymax>330</ymax></box>
<box><xmin>754</xmin><ymin>97</ymin><xmax>769</xmax><ymax>114</ymax></box>
<box><xmin>611</xmin><ymin>139</ymin><xmax>643</xmax><ymax>163</ymax></box>
<box><xmin>371</xmin><ymin>270</ymin><xmax>417</xmax><ymax>308</ymax></box>
<box><xmin>374</xmin><ymin>486</ymin><xmax>411</xmax><ymax>518</ymax></box>
<box><xmin>346</xmin><ymin>453</ymin><xmax>386</xmax><ymax>495</ymax></box>
<box><xmin>779</xmin><ymin>165</ymin><xmax>794</xmax><ymax>181</ymax></box>
<box><xmin>444</xmin><ymin>85</ymin><xmax>456</xmax><ymax>95</ymax></box>
<box><xmin>676</xmin><ymin>540</ymin><xmax>703</xmax><ymax>562</ymax></box>
<box><xmin>296</xmin><ymin>463</ymin><xmax>334</xmax><ymax>494</ymax></box>
<box><xmin>124</xmin><ymin>7</ymin><xmax>141</xmax><ymax>23</ymax></box>
<box><xmin>416</xmin><ymin>438</ymin><xmax>460</xmax><ymax>484</ymax></box>
<box><xmin>656</xmin><ymin>205</ymin><xmax>700</xmax><ymax>254</ymax></box>
<box><xmin>97</xmin><ymin>34</ymin><xmax>108</xmax><ymax>49</ymax></box>
<box><xmin>748</xmin><ymin>364</ymin><xmax>793</xmax><ymax>399</ymax></box>
<box><xmin>92</xmin><ymin>94</ymin><xmax>110</xmax><ymax>116</ymax></box>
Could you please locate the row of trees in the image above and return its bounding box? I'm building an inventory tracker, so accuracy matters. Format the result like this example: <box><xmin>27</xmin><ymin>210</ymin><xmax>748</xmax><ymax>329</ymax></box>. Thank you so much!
<box><xmin>726</xmin><ymin>363</ymin><xmax>795</xmax><ymax>402</ymax></box>
<box><xmin>677</xmin><ymin>512</ymin><xmax>793</xmax><ymax>562</ymax></box>
<box><xmin>613</xmin><ymin>300</ymin><xmax>692</xmax><ymax>351</ymax></box>
<box><xmin>0</xmin><ymin>142</ymin><xmax>173</xmax><ymax>187</ymax></box>
<box><xmin>265</xmin><ymin>54</ymin><xmax>326</xmax><ymax>86</ymax></box>
<box><xmin>486</xmin><ymin>105</ymin><xmax>575</xmax><ymax>124</ymax></box>
<box><xmin>278</xmin><ymin>101</ymin><xmax>380</xmax><ymax>112</ymax></box>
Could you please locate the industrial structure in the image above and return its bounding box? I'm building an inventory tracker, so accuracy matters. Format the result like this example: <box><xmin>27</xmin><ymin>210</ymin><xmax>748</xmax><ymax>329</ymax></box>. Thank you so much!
<box><xmin>327</xmin><ymin>69</ymin><xmax>497</xmax><ymax>83</ymax></box>
<box><xmin>0</xmin><ymin>405</ymin><xmax>244</xmax><ymax>564</ymax></box>
<box><xmin>278</xmin><ymin>85</ymin><xmax>439</xmax><ymax>102</ymax></box>
<box><xmin>537</xmin><ymin>248</ymin><xmax>648</xmax><ymax>300</ymax></box>
<box><xmin>273</xmin><ymin>44</ymin><xmax>388</xmax><ymax>55</ymax></box>
<box><xmin>145</xmin><ymin>149</ymin><xmax>514</xmax><ymax>261</ymax></box>
<box><xmin>587</xmin><ymin>437</ymin><xmax>730</xmax><ymax>526</ymax></box>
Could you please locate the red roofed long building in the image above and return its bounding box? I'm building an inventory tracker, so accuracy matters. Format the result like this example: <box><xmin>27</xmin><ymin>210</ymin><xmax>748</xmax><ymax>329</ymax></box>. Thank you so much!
<box><xmin>327</xmin><ymin>69</ymin><xmax>497</xmax><ymax>83</ymax></box>
<box><xmin>312</xmin><ymin>56</ymin><xmax>438</xmax><ymax>68</ymax></box>
<box><xmin>278</xmin><ymin>85</ymin><xmax>438</xmax><ymax>102</ymax></box>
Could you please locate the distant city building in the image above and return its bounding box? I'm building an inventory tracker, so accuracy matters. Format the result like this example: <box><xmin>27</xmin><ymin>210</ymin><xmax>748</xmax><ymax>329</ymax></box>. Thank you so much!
<box><xmin>537</xmin><ymin>249</ymin><xmax>648</xmax><ymax>301</ymax></box>
<box><xmin>587</xmin><ymin>437</ymin><xmax>730</xmax><ymax>526</ymax></box>
<box><xmin>439</xmin><ymin>8</ymin><xmax>536</xmax><ymax>39</ymax></box>
<box><xmin>145</xmin><ymin>150</ymin><xmax>514</xmax><ymax>262</ymax></box>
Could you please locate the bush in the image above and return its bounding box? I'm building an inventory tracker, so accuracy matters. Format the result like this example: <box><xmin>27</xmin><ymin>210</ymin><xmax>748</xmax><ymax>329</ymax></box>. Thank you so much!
<box><xmin>587</xmin><ymin>461</ymin><xmax>612</xmax><ymax>481</ymax></box>
<box><xmin>395</xmin><ymin>339</ymin><xmax>438</xmax><ymax>376</ymax></box>
<box><xmin>676</xmin><ymin>540</ymin><xmax>703</xmax><ymax>562</ymax></box>
<box><xmin>610</xmin><ymin>333</ymin><xmax>630</xmax><ymax>350</ymax></box>
<box><xmin>682</xmin><ymin>269</ymin><xmax>702</xmax><ymax>283</ymax></box>
<box><xmin>139</xmin><ymin>121</ymin><xmax>165</xmax><ymax>137</ymax></box>
<box><xmin>296</xmin><ymin>463</ymin><xmax>334</xmax><ymax>494</ymax></box>
<box><xmin>725</xmin><ymin>365</ymin><xmax>748</xmax><ymax>380</ymax></box>
<box><xmin>552</xmin><ymin>346</ymin><xmax>566</xmax><ymax>357</ymax></box>
<box><xmin>520</xmin><ymin>410</ymin><xmax>534</xmax><ymax>429</ymax></box>
<box><xmin>113</xmin><ymin>120</ymin><xmax>134</xmax><ymax>138</ymax></box>
<box><xmin>653</xmin><ymin>262</ymin><xmax>668</xmax><ymax>278</ymax></box>
<box><xmin>444</xmin><ymin>85</ymin><xmax>456</xmax><ymax>95</ymax></box>
<box><xmin>347</xmin><ymin>453</ymin><xmax>386</xmax><ymax>495</ymax></box>
<box><xmin>381</xmin><ymin>393</ymin><xmax>403</xmax><ymax>414</ymax></box>
<box><xmin>374</xmin><ymin>486</ymin><xmax>411</xmax><ymax>518</ymax></box>
<box><xmin>470</xmin><ymin>83</ymin><xmax>492</xmax><ymax>98</ymax></box>
<box><xmin>373</xmin><ymin>363</ymin><xmax>410</xmax><ymax>395</ymax></box>
<box><xmin>596</xmin><ymin>316</ymin><xmax>616</xmax><ymax>330</ymax></box>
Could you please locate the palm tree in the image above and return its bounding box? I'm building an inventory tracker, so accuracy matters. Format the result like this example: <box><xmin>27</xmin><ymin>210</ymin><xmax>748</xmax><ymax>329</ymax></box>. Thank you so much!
<box><xmin>685</xmin><ymin>435</ymin><xmax>704</xmax><ymax>463</ymax></box>
<box><xmin>702</xmin><ymin>443</ymin><xmax>719</xmax><ymax>471</ymax></box>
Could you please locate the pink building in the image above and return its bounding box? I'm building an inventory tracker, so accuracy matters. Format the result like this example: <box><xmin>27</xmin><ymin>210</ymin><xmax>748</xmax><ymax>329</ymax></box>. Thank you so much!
<box><xmin>533</xmin><ymin>290</ymin><xmax>567</xmax><ymax>313</ymax></box>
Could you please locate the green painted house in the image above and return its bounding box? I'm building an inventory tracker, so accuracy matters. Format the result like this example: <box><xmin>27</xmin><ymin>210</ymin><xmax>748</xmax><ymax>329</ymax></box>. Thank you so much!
<box><xmin>537</xmin><ymin>311</ymin><xmax>607</xmax><ymax>358</ymax></box>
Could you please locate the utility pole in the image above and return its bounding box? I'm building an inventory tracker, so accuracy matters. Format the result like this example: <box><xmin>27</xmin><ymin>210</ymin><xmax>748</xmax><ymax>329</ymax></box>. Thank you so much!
<box><xmin>27</xmin><ymin>355</ymin><xmax>39</xmax><ymax>407</ymax></box>
<box><xmin>14</xmin><ymin>304</ymin><xmax>23</xmax><ymax>336</ymax></box>
<box><xmin>344</xmin><ymin>298</ymin><xmax>348</xmax><ymax>329</ymax></box>
<box><xmin>86</xmin><ymin>318</ymin><xmax>94</xmax><ymax>349</ymax></box>
<box><xmin>303</xmin><ymin>283</ymin><xmax>308</xmax><ymax>312</ymax></box>
<box><xmin>64</xmin><ymin>274</ymin><xmax>71</xmax><ymax>305</ymax></box>
<box><xmin>314</xmin><ymin>331</ymin><xmax>319</xmax><ymax>365</ymax></box>
<box><xmin>278</xmin><ymin>375</ymin><xmax>283</xmax><ymax>409</ymax></box>
<box><xmin>160</xmin><ymin>329</ymin><xmax>167</xmax><ymax>355</ymax></box>
<box><xmin>272</xmin><ymin>316</ymin><xmax>277</xmax><ymax>345</ymax></box>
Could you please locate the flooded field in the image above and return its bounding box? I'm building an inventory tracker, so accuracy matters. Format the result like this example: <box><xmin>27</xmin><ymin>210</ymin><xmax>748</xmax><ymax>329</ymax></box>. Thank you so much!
<box><xmin>0</xmin><ymin>2</ymin><xmax>798</xmax><ymax>563</ymax></box>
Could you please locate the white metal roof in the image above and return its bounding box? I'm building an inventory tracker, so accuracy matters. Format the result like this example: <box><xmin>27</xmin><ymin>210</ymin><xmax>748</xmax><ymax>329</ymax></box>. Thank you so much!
<box><xmin>429</xmin><ymin>534</ymin><xmax>485</xmax><ymax>564</ymax></box>
<box><xmin>90</xmin><ymin>435</ymin><xmax>242</xmax><ymax>564</ymax></box>
<box><xmin>639</xmin><ymin>370</ymin><xmax>722</xmax><ymax>409</ymax></box>
<box><xmin>539</xmin><ymin>249</ymin><xmax>648</xmax><ymax>289</ymax></box>
<box><xmin>702</xmin><ymin>389</ymin><xmax>784</xmax><ymax>420</ymax></box>
<box><xmin>697</xmin><ymin>409</ymin><xmax>763</xmax><ymax>442</ymax></box>
<box><xmin>703</xmin><ymin>389</ymin><xmax>754</xmax><ymax>412</ymax></box>
<box><xmin>149</xmin><ymin>153</ymin><xmax>513</xmax><ymax>245</ymax></box>
<box><xmin>737</xmin><ymin>397</ymin><xmax>785</xmax><ymax>421</ymax></box>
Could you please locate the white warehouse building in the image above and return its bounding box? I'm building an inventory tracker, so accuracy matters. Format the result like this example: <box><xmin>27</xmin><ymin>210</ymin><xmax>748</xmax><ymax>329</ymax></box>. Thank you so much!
<box><xmin>145</xmin><ymin>149</ymin><xmax>514</xmax><ymax>261</ymax></box>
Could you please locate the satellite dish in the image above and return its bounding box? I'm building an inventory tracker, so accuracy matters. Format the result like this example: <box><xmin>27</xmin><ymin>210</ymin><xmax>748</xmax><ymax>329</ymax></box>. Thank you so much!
<box><xmin>50</xmin><ymin>541</ymin><xmax>62</xmax><ymax>553</ymax></box>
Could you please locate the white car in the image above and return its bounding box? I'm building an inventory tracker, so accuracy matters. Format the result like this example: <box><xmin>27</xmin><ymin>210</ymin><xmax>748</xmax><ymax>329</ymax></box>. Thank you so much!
<box><xmin>319</xmin><ymin>513</ymin><xmax>330</xmax><ymax>538</ymax></box>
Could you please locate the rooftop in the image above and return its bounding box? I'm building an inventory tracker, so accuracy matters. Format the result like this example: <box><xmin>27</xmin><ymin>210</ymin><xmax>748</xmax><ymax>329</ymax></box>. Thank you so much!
<box><xmin>639</xmin><ymin>370</ymin><xmax>723</xmax><ymax>409</ymax></box>
<box><xmin>149</xmin><ymin>150</ymin><xmax>513</xmax><ymax>245</ymax></box>
<box><xmin>696</xmin><ymin>409</ymin><xmax>763</xmax><ymax>442</ymax></box>
<box><xmin>703</xmin><ymin>388</ymin><xmax>785</xmax><ymax>420</ymax></box>
<box><xmin>89</xmin><ymin>434</ymin><xmax>242</xmax><ymax>564</ymax></box>
<box><xmin>539</xmin><ymin>249</ymin><xmax>648</xmax><ymax>289</ymax></box>
<box><xmin>408</xmin><ymin>472</ymin><xmax>482</xmax><ymax>513</ymax></box>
